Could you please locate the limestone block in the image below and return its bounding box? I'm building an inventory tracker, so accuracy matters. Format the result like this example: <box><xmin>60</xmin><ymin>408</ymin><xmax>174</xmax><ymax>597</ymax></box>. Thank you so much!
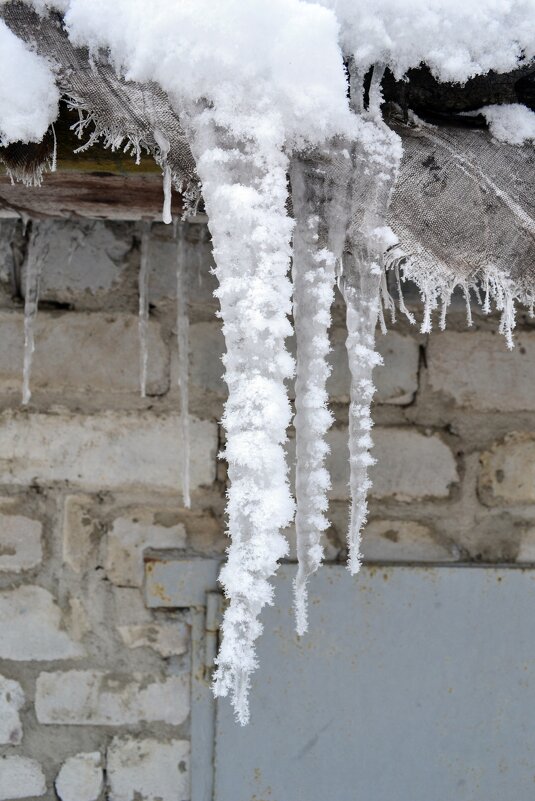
<box><xmin>36</xmin><ymin>670</ymin><xmax>189</xmax><ymax>726</ymax></box>
<box><xmin>107</xmin><ymin>738</ymin><xmax>190</xmax><ymax>801</ymax></box>
<box><xmin>56</xmin><ymin>753</ymin><xmax>103</xmax><ymax>801</ymax></box>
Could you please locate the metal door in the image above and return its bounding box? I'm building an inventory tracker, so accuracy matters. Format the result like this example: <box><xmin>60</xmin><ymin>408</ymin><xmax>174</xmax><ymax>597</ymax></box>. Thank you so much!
<box><xmin>213</xmin><ymin>565</ymin><xmax>535</xmax><ymax>801</ymax></box>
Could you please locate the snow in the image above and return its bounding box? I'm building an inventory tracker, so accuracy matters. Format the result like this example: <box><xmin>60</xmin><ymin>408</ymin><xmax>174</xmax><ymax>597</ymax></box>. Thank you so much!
<box><xmin>479</xmin><ymin>103</ymin><xmax>535</xmax><ymax>145</ymax></box>
<box><xmin>2</xmin><ymin>0</ymin><xmax>534</xmax><ymax>723</ymax></box>
<box><xmin>0</xmin><ymin>18</ymin><xmax>59</xmax><ymax>145</ymax></box>
<box><xmin>320</xmin><ymin>0</ymin><xmax>535</xmax><ymax>83</ymax></box>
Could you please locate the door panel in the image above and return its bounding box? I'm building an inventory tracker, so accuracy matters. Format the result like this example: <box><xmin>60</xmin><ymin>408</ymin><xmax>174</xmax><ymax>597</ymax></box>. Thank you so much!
<box><xmin>214</xmin><ymin>565</ymin><xmax>535</xmax><ymax>801</ymax></box>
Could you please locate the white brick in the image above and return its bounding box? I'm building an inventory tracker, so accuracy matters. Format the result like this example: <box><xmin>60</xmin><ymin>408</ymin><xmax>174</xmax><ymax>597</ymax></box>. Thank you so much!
<box><xmin>0</xmin><ymin>756</ymin><xmax>46</xmax><ymax>800</ymax></box>
<box><xmin>362</xmin><ymin>520</ymin><xmax>456</xmax><ymax>562</ymax></box>
<box><xmin>35</xmin><ymin>670</ymin><xmax>189</xmax><ymax>725</ymax></box>
<box><xmin>428</xmin><ymin>330</ymin><xmax>535</xmax><ymax>411</ymax></box>
<box><xmin>56</xmin><ymin>753</ymin><xmax>103</xmax><ymax>801</ymax></box>
<box><xmin>118</xmin><ymin>622</ymin><xmax>189</xmax><ymax>658</ymax></box>
<box><xmin>327</xmin><ymin>329</ymin><xmax>419</xmax><ymax>404</ymax></box>
<box><xmin>28</xmin><ymin>219</ymin><xmax>130</xmax><ymax>300</ymax></box>
<box><xmin>0</xmin><ymin>412</ymin><xmax>217</xmax><ymax>493</ymax></box>
<box><xmin>106</xmin><ymin>511</ymin><xmax>187</xmax><ymax>587</ymax></box>
<box><xmin>327</xmin><ymin>427</ymin><xmax>458</xmax><ymax>501</ymax></box>
<box><xmin>479</xmin><ymin>433</ymin><xmax>535</xmax><ymax>505</ymax></box>
<box><xmin>0</xmin><ymin>674</ymin><xmax>25</xmax><ymax>744</ymax></box>
<box><xmin>0</xmin><ymin>586</ymin><xmax>84</xmax><ymax>661</ymax></box>
<box><xmin>188</xmin><ymin>322</ymin><xmax>225</xmax><ymax>394</ymax></box>
<box><xmin>0</xmin><ymin>513</ymin><xmax>42</xmax><ymax>572</ymax></box>
<box><xmin>107</xmin><ymin>738</ymin><xmax>190</xmax><ymax>801</ymax></box>
<box><xmin>62</xmin><ymin>495</ymin><xmax>100</xmax><ymax>574</ymax></box>
<box><xmin>0</xmin><ymin>312</ymin><xmax>168</xmax><ymax>396</ymax></box>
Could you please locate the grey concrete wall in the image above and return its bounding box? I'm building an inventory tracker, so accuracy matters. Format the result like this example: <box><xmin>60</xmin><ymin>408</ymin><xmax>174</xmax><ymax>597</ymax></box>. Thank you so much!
<box><xmin>0</xmin><ymin>217</ymin><xmax>533</xmax><ymax>799</ymax></box>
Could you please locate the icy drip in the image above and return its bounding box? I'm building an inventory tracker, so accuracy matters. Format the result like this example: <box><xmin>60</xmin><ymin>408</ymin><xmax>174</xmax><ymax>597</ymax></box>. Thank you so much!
<box><xmin>183</xmin><ymin>107</ymin><xmax>295</xmax><ymax>724</ymax></box>
<box><xmin>22</xmin><ymin>226</ymin><xmax>44</xmax><ymax>406</ymax></box>
<box><xmin>342</xmin><ymin>67</ymin><xmax>402</xmax><ymax>573</ymax></box>
<box><xmin>154</xmin><ymin>129</ymin><xmax>172</xmax><ymax>224</ymax></box>
<box><xmin>289</xmin><ymin>149</ymin><xmax>351</xmax><ymax>634</ymax></box>
<box><xmin>175</xmin><ymin>221</ymin><xmax>191</xmax><ymax>508</ymax></box>
<box><xmin>138</xmin><ymin>222</ymin><xmax>150</xmax><ymax>398</ymax></box>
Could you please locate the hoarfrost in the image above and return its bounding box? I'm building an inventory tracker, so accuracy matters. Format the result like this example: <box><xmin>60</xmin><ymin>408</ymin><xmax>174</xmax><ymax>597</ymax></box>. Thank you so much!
<box><xmin>478</xmin><ymin>103</ymin><xmax>535</xmax><ymax>146</ymax></box>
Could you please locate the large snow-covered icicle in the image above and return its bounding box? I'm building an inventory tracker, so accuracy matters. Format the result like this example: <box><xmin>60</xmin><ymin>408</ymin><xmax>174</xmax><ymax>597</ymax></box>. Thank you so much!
<box><xmin>289</xmin><ymin>147</ymin><xmax>351</xmax><ymax>634</ymax></box>
<box><xmin>183</xmin><ymin>108</ymin><xmax>295</xmax><ymax>724</ymax></box>
<box><xmin>22</xmin><ymin>225</ymin><xmax>45</xmax><ymax>406</ymax></box>
<box><xmin>138</xmin><ymin>222</ymin><xmax>150</xmax><ymax>398</ymax></box>
<box><xmin>175</xmin><ymin>221</ymin><xmax>191</xmax><ymax>508</ymax></box>
<box><xmin>342</xmin><ymin>68</ymin><xmax>403</xmax><ymax>573</ymax></box>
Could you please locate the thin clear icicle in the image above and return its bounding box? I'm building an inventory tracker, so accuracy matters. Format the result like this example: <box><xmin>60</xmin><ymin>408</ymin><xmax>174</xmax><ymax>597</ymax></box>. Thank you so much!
<box><xmin>22</xmin><ymin>224</ymin><xmax>45</xmax><ymax>406</ymax></box>
<box><xmin>154</xmin><ymin>129</ymin><xmax>173</xmax><ymax>224</ymax></box>
<box><xmin>289</xmin><ymin>147</ymin><xmax>351</xmax><ymax>634</ymax></box>
<box><xmin>175</xmin><ymin>220</ymin><xmax>191</xmax><ymax>508</ymax></box>
<box><xmin>138</xmin><ymin>221</ymin><xmax>151</xmax><ymax>398</ymax></box>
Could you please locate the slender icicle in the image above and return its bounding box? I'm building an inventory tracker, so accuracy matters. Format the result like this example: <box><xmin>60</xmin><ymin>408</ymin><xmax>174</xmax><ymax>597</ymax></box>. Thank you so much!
<box><xmin>290</xmin><ymin>165</ymin><xmax>334</xmax><ymax>636</ymax></box>
<box><xmin>290</xmin><ymin>146</ymin><xmax>352</xmax><ymax>634</ymax></box>
<box><xmin>22</xmin><ymin>225</ymin><xmax>44</xmax><ymax>406</ymax></box>
<box><xmin>183</xmin><ymin>106</ymin><xmax>295</xmax><ymax>724</ymax></box>
<box><xmin>138</xmin><ymin>222</ymin><xmax>150</xmax><ymax>398</ymax></box>
<box><xmin>175</xmin><ymin>220</ymin><xmax>191</xmax><ymax>508</ymax></box>
<box><xmin>343</xmin><ymin>64</ymin><xmax>403</xmax><ymax>573</ymax></box>
<box><xmin>154</xmin><ymin>129</ymin><xmax>173</xmax><ymax>224</ymax></box>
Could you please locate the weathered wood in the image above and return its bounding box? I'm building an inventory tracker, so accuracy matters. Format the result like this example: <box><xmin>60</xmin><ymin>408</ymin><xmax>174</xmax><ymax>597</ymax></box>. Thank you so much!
<box><xmin>0</xmin><ymin>171</ymin><xmax>185</xmax><ymax>220</ymax></box>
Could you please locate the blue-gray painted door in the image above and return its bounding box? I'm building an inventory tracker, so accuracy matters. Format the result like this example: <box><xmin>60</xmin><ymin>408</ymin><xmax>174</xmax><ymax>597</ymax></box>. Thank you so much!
<box><xmin>214</xmin><ymin>565</ymin><xmax>535</xmax><ymax>801</ymax></box>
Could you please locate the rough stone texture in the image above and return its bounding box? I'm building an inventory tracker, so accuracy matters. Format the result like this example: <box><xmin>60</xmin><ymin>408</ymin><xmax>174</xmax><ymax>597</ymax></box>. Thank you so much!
<box><xmin>362</xmin><ymin>520</ymin><xmax>457</xmax><ymax>562</ymax></box>
<box><xmin>0</xmin><ymin>586</ymin><xmax>84</xmax><ymax>660</ymax></box>
<box><xmin>107</xmin><ymin>737</ymin><xmax>190</xmax><ymax>801</ymax></box>
<box><xmin>0</xmin><ymin>674</ymin><xmax>25</xmax><ymax>744</ymax></box>
<box><xmin>328</xmin><ymin>328</ymin><xmax>420</xmax><ymax>404</ymax></box>
<box><xmin>0</xmin><ymin>412</ymin><xmax>217</xmax><ymax>493</ymax></box>
<box><xmin>479</xmin><ymin>433</ymin><xmax>535</xmax><ymax>505</ymax></box>
<box><xmin>188</xmin><ymin>321</ymin><xmax>225</xmax><ymax>395</ymax></box>
<box><xmin>0</xmin><ymin>756</ymin><xmax>46</xmax><ymax>799</ymax></box>
<box><xmin>327</xmin><ymin>427</ymin><xmax>458</xmax><ymax>501</ymax></box>
<box><xmin>428</xmin><ymin>330</ymin><xmax>535</xmax><ymax>411</ymax></box>
<box><xmin>118</xmin><ymin>622</ymin><xmax>189</xmax><ymax>657</ymax></box>
<box><xmin>106</xmin><ymin>511</ymin><xmax>187</xmax><ymax>587</ymax></box>
<box><xmin>35</xmin><ymin>671</ymin><xmax>189</xmax><ymax>725</ymax></box>
<box><xmin>26</xmin><ymin>219</ymin><xmax>131</xmax><ymax>302</ymax></box>
<box><xmin>0</xmin><ymin>312</ymin><xmax>168</xmax><ymax>396</ymax></box>
<box><xmin>55</xmin><ymin>752</ymin><xmax>103</xmax><ymax>801</ymax></box>
<box><xmin>0</xmin><ymin>513</ymin><xmax>42</xmax><ymax>572</ymax></box>
<box><xmin>62</xmin><ymin>495</ymin><xmax>100</xmax><ymax>574</ymax></box>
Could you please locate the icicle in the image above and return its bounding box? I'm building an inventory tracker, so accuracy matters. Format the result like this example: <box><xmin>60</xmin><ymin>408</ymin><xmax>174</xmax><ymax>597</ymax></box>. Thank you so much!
<box><xmin>368</xmin><ymin>64</ymin><xmax>386</xmax><ymax>120</ymax></box>
<box><xmin>290</xmin><ymin>158</ymin><xmax>335</xmax><ymax>636</ymax></box>
<box><xmin>341</xmin><ymin>86</ymin><xmax>403</xmax><ymax>573</ymax></box>
<box><xmin>50</xmin><ymin>122</ymin><xmax>57</xmax><ymax>173</ymax></box>
<box><xmin>154</xmin><ymin>129</ymin><xmax>173</xmax><ymax>224</ymax></box>
<box><xmin>22</xmin><ymin>225</ymin><xmax>44</xmax><ymax>406</ymax></box>
<box><xmin>174</xmin><ymin>220</ymin><xmax>191</xmax><ymax>509</ymax></box>
<box><xmin>138</xmin><ymin>221</ymin><xmax>151</xmax><ymax>398</ymax></box>
<box><xmin>182</xmin><ymin>106</ymin><xmax>295</xmax><ymax>724</ymax></box>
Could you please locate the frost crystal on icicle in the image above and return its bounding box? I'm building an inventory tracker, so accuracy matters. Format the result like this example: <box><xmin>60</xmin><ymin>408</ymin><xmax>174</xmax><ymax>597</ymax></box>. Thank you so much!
<box><xmin>22</xmin><ymin>225</ymin><xmax>45</xmax><ymax>406</ymax></box>
<box><xmin>290</xmin><ymin>147</ymin><xmax>351</xmax><ymax>634</ymax></box>
<box><xmin>175</xmin><ymin>220</ymin><xmax>191</xmax><ymax>508</ymax></box>
<box><xmin>342</xmin><ymin>66</ymin><xmax>403</xmax><ymax>574</ymax></box>
<box><xmin>138</xmin><ymin>222</ymin><xmax>150</xmax><ymax>398</ymax></box>
<box><xmin>183</xmin><ymin>107</ymin><xmax>295</xmax><ymax>725</ymax></box>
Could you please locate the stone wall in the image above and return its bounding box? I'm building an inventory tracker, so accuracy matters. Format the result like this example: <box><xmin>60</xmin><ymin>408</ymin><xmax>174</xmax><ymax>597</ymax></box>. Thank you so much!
<box><xmin>0</xmin><ymin>217</ymin><xmax>533</xmax><ymax>800</ymax></box>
